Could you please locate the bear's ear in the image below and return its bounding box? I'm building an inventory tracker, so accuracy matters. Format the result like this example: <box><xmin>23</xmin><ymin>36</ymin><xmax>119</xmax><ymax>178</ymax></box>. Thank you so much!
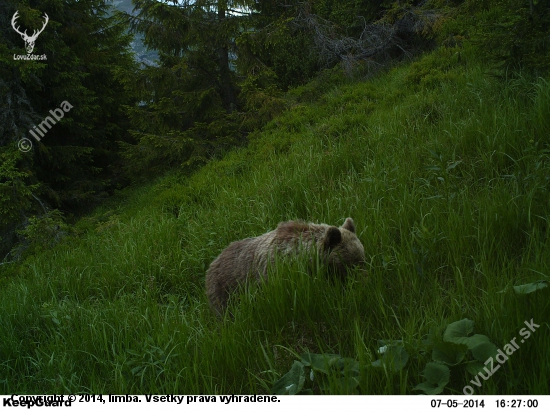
<box><xmin>324</xmin><ymin>226</ymin><xmax>342</xmax><ymax>250</ymax></box>
<box><xmin>341</xmin><ymin>217</ymin><xmax>355</xmax><ymax>233</ymax></box>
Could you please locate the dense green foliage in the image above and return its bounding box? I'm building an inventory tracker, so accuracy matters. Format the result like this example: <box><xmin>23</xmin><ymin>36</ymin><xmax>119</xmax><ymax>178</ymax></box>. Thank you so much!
<box><xmin>116</xmin><ymin>0</ymin><xmax>249</xmax><ymax>177</ymax></box>
<box><xmin>467</xmin><ymin>0</ymin><xmax>550</xmax><ymax>73</ymax></box>
<box><xmin>0</xmin><ymin>0</ymin><xmax>137</xmax><ymax>256</ymax></box>
<box><xmin>2</xmin><ymin>0</ymin><xmax>549</xmax><ymax>260</ymax></box>
<box><xmin>0</xmin><ymin>0</ymin><xmax>549</xmax><ymax>394</ymax></box>
<box><xmin>117</xmin><ymin>0</ymin><xmax>439</xmax><ymax>180</ymax></box>
<box><xmin>1</xmin><ymin>33</ymin><xmax>549</xmax><ymax>392</ymax></box>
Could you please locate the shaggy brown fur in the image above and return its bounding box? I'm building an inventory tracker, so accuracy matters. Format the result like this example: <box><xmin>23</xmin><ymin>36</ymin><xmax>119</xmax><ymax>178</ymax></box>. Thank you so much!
<box><xmin>205</xmin><ymin>217</ymin><xmax>365</xmax><ymax>316</ymax></box>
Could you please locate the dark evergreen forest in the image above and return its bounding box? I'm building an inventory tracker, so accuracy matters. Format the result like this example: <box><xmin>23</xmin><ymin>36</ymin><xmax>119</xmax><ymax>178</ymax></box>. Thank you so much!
<box><xmin>1</xmin><ymin>1</ymin><xmax>548</xmax><ymax>260</ymax></box>
<box><xmin>1</xmin><ymin>0</ymin><xmax>549</xmax><ymax>395</ymax></box>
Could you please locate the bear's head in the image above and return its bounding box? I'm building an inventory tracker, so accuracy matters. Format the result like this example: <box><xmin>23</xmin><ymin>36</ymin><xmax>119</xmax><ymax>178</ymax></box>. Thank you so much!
<box><xmin>322</xmin><ymin>217</ymin><xmax>366</xmax><ymax>278</ymax></box>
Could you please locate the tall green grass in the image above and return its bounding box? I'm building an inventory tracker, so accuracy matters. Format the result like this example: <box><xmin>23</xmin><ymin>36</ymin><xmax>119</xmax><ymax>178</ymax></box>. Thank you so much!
<box><xmin>1</xmin><ymin>44</ymin><xmax>549</xmax><ymax>394</ymax></box>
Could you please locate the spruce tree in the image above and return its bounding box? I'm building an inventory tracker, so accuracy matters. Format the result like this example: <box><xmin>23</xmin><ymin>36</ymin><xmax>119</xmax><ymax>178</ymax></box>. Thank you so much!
<box><xmin>0</xmin><ymin>0</ymin><xmax>138</xmax><ymax>258</ymax></box>
<box><xmin>117</xmin><ymin>0</ymin><xmax>255</xmax><ymax>176</ymax></box>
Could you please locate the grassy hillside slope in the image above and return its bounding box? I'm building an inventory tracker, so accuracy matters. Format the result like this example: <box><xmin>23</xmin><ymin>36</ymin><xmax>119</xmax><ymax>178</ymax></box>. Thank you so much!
<box><xmin>1</xmin><ymin>42</ymin><xmax>549</xmax><ymax>394</ymax></box>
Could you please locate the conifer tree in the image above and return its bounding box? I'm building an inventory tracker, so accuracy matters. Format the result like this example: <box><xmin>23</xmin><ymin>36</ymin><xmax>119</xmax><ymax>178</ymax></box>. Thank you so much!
<box><xmin>117</xmin><ymin>0</ymin><xmax>255</xmax><ymax>176</ymax></box>
<box><xmin>0</xmin><ymin>0</ymin><xmax>138</xmax><ymax>258</ymax></box>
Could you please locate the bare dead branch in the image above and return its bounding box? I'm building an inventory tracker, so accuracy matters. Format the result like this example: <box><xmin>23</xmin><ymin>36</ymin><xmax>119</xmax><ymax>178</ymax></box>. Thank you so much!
<box><xmin>291</xmin><ymin>4</ymin><xmax>442</xmax><ymax>76</ymax></box>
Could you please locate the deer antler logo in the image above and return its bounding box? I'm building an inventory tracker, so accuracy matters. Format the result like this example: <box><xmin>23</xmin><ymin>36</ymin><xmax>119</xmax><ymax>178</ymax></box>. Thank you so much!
<box><xmin>11</xmin><ymin>11</ymin><xmax>49</xmax><ymax>54</ymax></box>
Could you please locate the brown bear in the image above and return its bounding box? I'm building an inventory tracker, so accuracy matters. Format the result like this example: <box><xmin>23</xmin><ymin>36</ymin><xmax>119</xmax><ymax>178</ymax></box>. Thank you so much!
<box><xmin>205</xmin><ymin>217</ymin><xmax>365</xmax><ymax>316</ymax></box>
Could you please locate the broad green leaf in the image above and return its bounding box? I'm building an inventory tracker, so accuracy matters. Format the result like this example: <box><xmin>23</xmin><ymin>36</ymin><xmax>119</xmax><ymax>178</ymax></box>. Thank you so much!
<box><xmin>413</xmin><ymin>362</ymin><xmax>450</xmax><ymax>395</ymax></box>
<box><xmin>432</xmin><ymin>341</ymin><xmax>468</xmax><ymax>365</ymax></box>
<box><xmin>371</xmin><ymin>345</ymin><xmax>409</xmax><ymax>372</ymax></box>
<box><xmin>513</xmin><ymin>281</ymin><xmax>548</xmax><ymax>295</ymax></box>
<box><xmin>271</xmin><ymin>361</ymin><xmax>306</xmax><ymax>395</ymax></box>
<box><xmin>470</xmin><ymin>341</ymin><xmax>498</xmax><ymax>363</ymax></box>
<box><xmin>443</xmin><ymin>318</ymin><xmax>474</xmax><ymax>345</ymax></box>
<box><xmin>466</xmin><ymin>361</ymin><xmax>486</xmax><ymax>375</ymax></box>
<box><xmin>300</xmin><ymin>353</ymin><xmax>341</xmax><ymax>374</ymax></box>
<box><xmin>463</xmin><ymin>334</ymin><xmax>491</xmax><ymax>350</ymax></box>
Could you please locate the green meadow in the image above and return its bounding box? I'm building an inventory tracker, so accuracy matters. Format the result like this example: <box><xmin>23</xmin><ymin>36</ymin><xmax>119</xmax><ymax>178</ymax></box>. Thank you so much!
<box><xmin>1</xmin><ymin>43</ymin><xmax>549</xmax><ymax>394</ymax></box>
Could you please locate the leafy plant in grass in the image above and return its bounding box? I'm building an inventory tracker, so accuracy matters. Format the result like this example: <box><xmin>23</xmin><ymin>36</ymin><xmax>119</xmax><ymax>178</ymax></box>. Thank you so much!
<box><xmin>271</xmin><ymin>353</ymin><xmax>362</xmax><ymax>395</ymax></box>
<box><xmin>272</xmin><ymin>316</ymin><xmax>512</xmax><ymax>395</ymax></box>
<box><xmin>371</xmin><ymin>340</ymin><xmax>409</xmax><ymax>373</ymax></box>
<box><xmin>416</xmin><ymin>279</ymin><xmax>548</xmax><ymax>395</ymax></box>
<box><xmin>10</xmin><ymin>209</ymin><xmax>71</xmax><ymax>260</ymax></box>
<box><xmin>271</xmin><ymin>342</ymin><xmax>409</xmax><ymax>394</ymax></box>
<box><xmin>415</xmin><ymin>318</ymin><xmax>498</xmax><ymax>394</ymax></box>
<box><xmin>512</xmin><ymin>280</ymin><xmax>548</xmax><ymax>295</ymax></box>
